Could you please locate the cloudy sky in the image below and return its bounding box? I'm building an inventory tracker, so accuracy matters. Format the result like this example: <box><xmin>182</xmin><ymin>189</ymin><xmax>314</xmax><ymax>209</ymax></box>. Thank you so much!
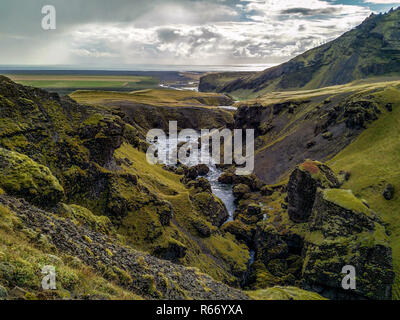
<box><xmin>0</xmin><ymin>0</ymin><xmax>399</xmax><ymax>69</ymax></box>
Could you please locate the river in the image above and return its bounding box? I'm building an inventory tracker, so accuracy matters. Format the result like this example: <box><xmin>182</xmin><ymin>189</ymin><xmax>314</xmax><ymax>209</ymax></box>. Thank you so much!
<box><xmin>155</xmin><ymin>134</ymin><xmax>236</xmax><ymax>222</ymax></box>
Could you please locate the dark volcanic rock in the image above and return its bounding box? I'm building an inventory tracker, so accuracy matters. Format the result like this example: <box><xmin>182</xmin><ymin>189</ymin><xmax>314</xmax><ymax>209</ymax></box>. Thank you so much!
<box><xmin>157</xmin><ymin>201</ymin><xmax>173</xmax><ymax>226</ymax></box>
<box><xmin>191</xmin><ymin>192</ymin><xmax>229</xmax><ymax>227</ymax></box>
<box><xmin>255</xmin><ymin>224</ymin><xmax>289</xmax><ymax>266</ymax></box>
<box><xmin>153</xmin><ymin>239</ymin><xmax>187</xmax><ymax>262</ymax></box>
<box><xmin>79</xmin><ymin>117</ymin><xmax>125</xmax><ymax>166</ymax></box>
<box><xmin>287</xmin><ymin>160</ymin><xmax>340</xmax><ymax>222</ymax></box>
<box><xmin>195</xmin><ymin>164</ymin><xmax>210</xmax><ymax>176</ymax></box>
<box><xmin>222</xmin><ymin>221</ymin><xmax>254</xmax><ymax>246</ymax></box>
<box><xmin>192</xmin><ymin>219</ymin><xmax>212</xmax><ymax>238</ymax></box>
<box><xmin>309</xmin><ymin>189</ymin><xmax>378</xmax><ymax>237</ymax></box>
<box><xmin>187</xmin><ymin>178</ymin><xmax>212</xmax><ymax>193</ymax></box>
<box><xmin>233</xmin><ymin>184</ymin><xmax>251</xmax><ymax>201</ymax></box>
<box><xmin>303</xmin><ymin>188</ymin><xmax>394</xmax><ymax>300</ymax></box>
<box><xmin>383</xmin><ymin>184</ymin><xmax>395</xmax><ymax>200</ymax></box>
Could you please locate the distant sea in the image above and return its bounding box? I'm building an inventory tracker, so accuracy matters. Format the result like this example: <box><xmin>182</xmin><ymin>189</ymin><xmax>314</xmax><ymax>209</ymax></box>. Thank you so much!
<box><xmin>0</xmin><ymin>64</ymin><xmax>275</xmax><ymax>73</ymax></box>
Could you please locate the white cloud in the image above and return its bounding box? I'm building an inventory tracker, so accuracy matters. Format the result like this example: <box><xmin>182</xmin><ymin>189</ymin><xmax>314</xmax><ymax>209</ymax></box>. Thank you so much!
<box><xmin>0</xmin><ymin>0</ymin><xmax>373</xmax><ymax>66</ymax></box>
<box><xmin>364</xmin><ymin>0</ymin><xmax>400</xmax><ymax>3</ymax></box>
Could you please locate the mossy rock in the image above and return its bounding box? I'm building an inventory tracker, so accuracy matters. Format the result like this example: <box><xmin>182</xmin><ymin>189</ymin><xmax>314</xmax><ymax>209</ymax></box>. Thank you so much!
<box><xmin>192</xmin><ymin>192</ymin><xmax>229</xmax><ymax>227</ymax></box>
<box><xmin>56</xmin><ymin>203</ymin><xmax>114</xmax><ymax>235</ymax></box>
<box><xmin>233</xmin><ymin>184</ymin><xmax>251</xmax><ymax>200</ymax></box>
<box><xmin>152</xmin><ymin>239</ymin><xmax>187</xmax><ymax>262</ymax></box>
<box><xmin>222</xmin><ymin>220</ymin><xmax>253</xmax><ymax>245</ymax></box>
<box><xmin>288</xmin><ymin>160</ymin><xmax>340</xmax><ymax>222</ymax></box>
<box><xmin>323</xmin><ymin>189</ymin><xmax>372</xmax><ymax>216</ymax></box>
<box><xmin>0</xmin><ymin>148</ymin><xmax>64</xmax><ymax>208</ymax></box>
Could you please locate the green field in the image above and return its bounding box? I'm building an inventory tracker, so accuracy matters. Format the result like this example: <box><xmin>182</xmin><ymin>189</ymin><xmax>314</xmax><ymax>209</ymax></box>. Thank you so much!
<box><xmin>70</xmin><ymin>88</ymin><xmax>231</xmax><ymax>107</ymax></box>
<box><xmin>6</xmin><ymin>74</ymin><xmax>159</xmax><ymax>94</ymax></box>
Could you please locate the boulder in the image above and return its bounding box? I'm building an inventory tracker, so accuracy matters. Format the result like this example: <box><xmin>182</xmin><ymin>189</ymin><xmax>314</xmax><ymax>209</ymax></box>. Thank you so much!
<box><xmin>287</xmin><ymin>160</ymin><xmax>340</xmax><ymax>222</ymax></box>
<box><xmin>222</xmin><ymin>220</ymin><xmax>253</xmax><ymax>245</ymax></box>
<box><xmin>187</xmin><ymin>178</ymin><xmax>212</xmax><ymax>193</ymax></box>
<box><xmin>192</xmin><ymin>192</ymin><xmax>229</xmax><ymax>227</ymax></box>
<box><xmin>218</xmin><ymin>170</ymin><xmax>263</xmax><ymax>191</ymax></box>
<box><xmin>192</xmin><ymin>219</ymin><xmax>212</xmax><ymax>238</ymax></box>
<box><xmin>383</xmin><ymin>184</ymin><xmax>395</xmax><ymax>200</ymax></box>
<box><xmin>233</xmin><ymin>184</ymin><xmax>251</xmax><ymax>200</ymax></box>
<box><xmin>218</xmin><ymin>171</ymin><xmax>234</xmax><ymax>184</ymax></box>
<box><xmin>195</xmin><ymin>164</ymin><xmax>210</xmax><ymax>176</ymax></box>
<box><xmin>0</xmin><ymin>148</ymin><xmax>64</xmax><ymax>208</ymax></box>
<box><xmin>247</xmin><ymin>204</ymin><xmax>262</xmax><ymax>216</ymax></box>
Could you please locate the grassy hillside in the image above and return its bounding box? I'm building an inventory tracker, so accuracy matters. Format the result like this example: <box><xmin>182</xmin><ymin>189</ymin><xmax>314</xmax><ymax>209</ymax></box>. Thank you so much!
<box><xmin>233</xmin><ymin>79</ymin><xmax>400</xmax><ymax>184</ymax></box>
<box><xmin>0</xmin><ymin>203</ymin><xmax>142</xmax><ymax>300</ymax></box>
<box><xmin>328</xmin><ymin>85</ymin><xmax>400</xmax><ymax>299</ymax></box>
<box><xmin>200</xmin><ymin>8</ymin><xmax>400</xmax><ymax>99</ymax></box>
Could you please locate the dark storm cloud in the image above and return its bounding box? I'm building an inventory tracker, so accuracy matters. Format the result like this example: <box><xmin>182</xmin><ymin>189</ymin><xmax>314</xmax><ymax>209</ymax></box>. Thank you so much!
<box><xmin>280</xmin><ymin>7</ymin><xmax>340</xmax><ymax>16</ymax></box>
<box><xmin>0</xmin><ymin>0</ymin><xmax>376</xmax><ymax>66</ymax></box>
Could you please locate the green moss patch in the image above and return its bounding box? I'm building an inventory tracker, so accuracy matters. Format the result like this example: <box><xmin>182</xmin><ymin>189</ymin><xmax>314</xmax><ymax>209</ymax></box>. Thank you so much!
<box><xmin>0</xmin><ymin>148</ymin><xmax>64</xmax><ymax>207</ymax></box>
<box><xmin>323</xmin><ymin>189</ymin><xmax>372</xmax><ymax>216</ymax></box>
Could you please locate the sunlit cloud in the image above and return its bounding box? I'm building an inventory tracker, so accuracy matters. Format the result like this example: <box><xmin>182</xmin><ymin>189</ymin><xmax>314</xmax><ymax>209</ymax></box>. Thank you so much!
<box><xmin>0</xmin><ymin>0</ymin><xmax>387</xmax><ymax>67</ymax></box>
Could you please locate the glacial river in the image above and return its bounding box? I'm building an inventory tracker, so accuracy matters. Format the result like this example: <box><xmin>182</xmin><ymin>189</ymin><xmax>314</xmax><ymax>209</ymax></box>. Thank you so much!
<box><xmin>156</xmin><ymin>134</ymin><xmax>236</xmax><ymax>222</ymax></box>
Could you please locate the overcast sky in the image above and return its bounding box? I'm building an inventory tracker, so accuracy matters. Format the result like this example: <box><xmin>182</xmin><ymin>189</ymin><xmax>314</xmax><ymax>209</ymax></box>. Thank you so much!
<box><xmin>0</xmin><ymin>0</ymin><xmax>399</xmax><ymax>69</ymax></box>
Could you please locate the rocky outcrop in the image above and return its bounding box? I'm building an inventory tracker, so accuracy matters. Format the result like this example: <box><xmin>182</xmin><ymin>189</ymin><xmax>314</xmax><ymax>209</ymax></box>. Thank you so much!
<box><xmin>0</xmin><ymin>195</ymin><xmax>248</xmax><ymax>300</ymax></box>
<box><xmin>287</xmin><ymin>160</ymin><xmax>340</xmax><ymax>222</ymax></box>
<box><xmin>187</xmin><ymin>178</ymin><xmax>212</xmax><ymax>194</ymax></box>
<box><xmin>247</xmin><ymin>161</ymin><xmax>394</xmax><ymax>300</ymax></box>
<box><xmin>113</xmin><ymin>102</ymin><xmax>234</xmax><ymax>133</ymax></box>
<box><xmin>233</xmin><ymin>184</ymin><xmax>251</xmax><ymax>201</ymax></box>
<box><xmin>0</xmin><ymin>148</ymin><xmax>64</xmax><ymax>208</ymax></box>
<box><xmin>153</xmin><ymin>239</ymin><xmax>187</xmax><ymax>262</ymax></box>
<box><xmin>303</xmin><ymin>189</ymin><xmax>394</xmax><ymax>300</ymax></box>
<box><xmin>218</xmin><ymin>170</ymin><xmax>264</xmax><ymax>192</ymax></box>
<box><xmin>383</xmin><ymin>184</ymin><xmax>395</xmax><ymax>200</ymax></box>
<box><xmin>191</xmin><ymin>192</ymin><xmax>229</xmax><ymax>227</ymax></box>
<box><xmin>78</xmin><ymin>116</ymin><xmax>125</xmax><ymax>166</ymax></box>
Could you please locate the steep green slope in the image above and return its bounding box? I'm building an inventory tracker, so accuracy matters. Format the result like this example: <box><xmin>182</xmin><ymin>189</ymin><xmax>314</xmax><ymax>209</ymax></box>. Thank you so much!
<box><xmin>233</xmin><ymin>80</ymin><xmax>400</xmax><ymax>184</ymax></box>
<box><xmin>328</xmin><ymin>85</ymin><xmax>400</xmax><ymax>299</ymax></box>
<box><xmin>0</xmin><ymin>201</ymin><xmax>143</xmax><ymax>300</ymax></box>
<box><xmin>200</xmin><ymin>8</ymin><xmax>400</xmax><ymax>99</ymax></box>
